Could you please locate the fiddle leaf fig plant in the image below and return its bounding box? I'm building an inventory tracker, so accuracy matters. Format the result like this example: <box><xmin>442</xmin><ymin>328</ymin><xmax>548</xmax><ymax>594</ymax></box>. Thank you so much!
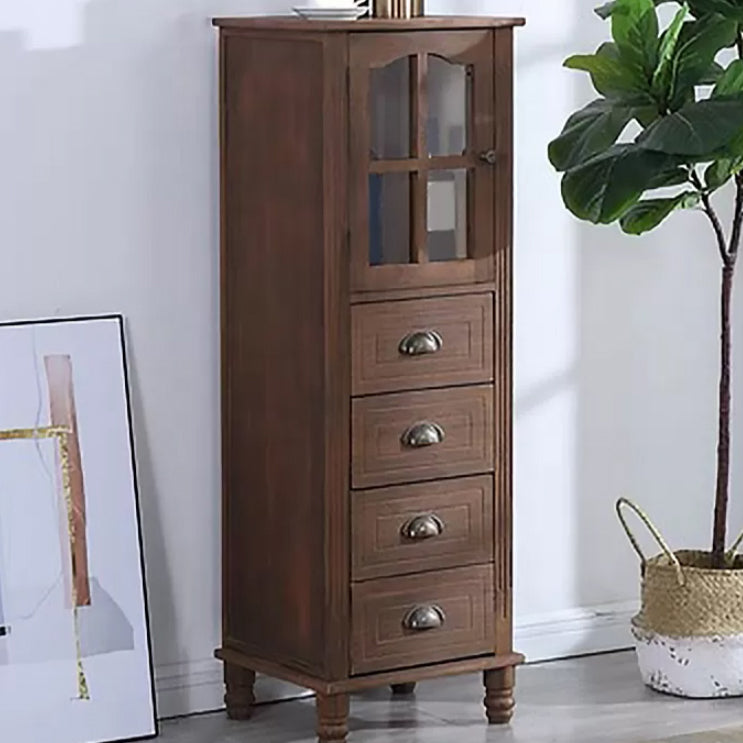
<box><xmin>549</xmin><ymin>0</ymin><xmax>743</xmax><ymax>568</ymax></box>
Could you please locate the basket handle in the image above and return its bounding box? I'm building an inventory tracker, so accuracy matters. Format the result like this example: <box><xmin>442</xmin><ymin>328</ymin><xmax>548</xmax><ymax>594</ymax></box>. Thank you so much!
<box><xmin>727</xmin><ymin>529</ymin><xmax>743</xmax><ymax>562</ymax></box>
<box><xmin>615</xmin><ymin>498</ymin><xmax>684</xmax><ymax>586</ymax></box>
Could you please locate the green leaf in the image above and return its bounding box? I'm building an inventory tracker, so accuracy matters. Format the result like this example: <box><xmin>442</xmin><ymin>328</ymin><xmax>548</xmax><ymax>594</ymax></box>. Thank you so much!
<box><xmin>634</xmin><ymin>105</ymin><xmax>662</xmax><ymax>126</ymax></box>
<box><xmin>596</xmin><ymin>0</ymin><xmax>675</xmax><ymax>19</ymax></box>
<box><xmin>612</xmin><ymin>0</ymin><xmax>660</xmax><ymax>76</ymax></box>
<box><xmin>688</xmin><ymin>0</ymin><xmax>743</xmax><ymax>21</ymax></box>
<box><xmin>561</xmin><ymin>144</ymin><xmax>679</xmax><ymax>223</ymax></box>
<box><xmin>652</xmin><ymin>4</ymin><xmax>689</xmax><ymax>98</ymax></box>
<box><xmin>713</xmin><ymin>59</ymin><xmax>743</xmax><ymax>96</ymax></box>
<box><xmin>549</xmin><ymin>99</ymin><xmax>635</xmax><ymax>172</ymax></box>
<box><xmin>565</xmin><ymin>44</ymin><xmax>648</xmax><ymax>98</ymax></box>
<box><xmin>705</xmin><ymin>158</ymin><xmax>735</xmax><ymax>188</ymax></box>
<box><xmin>699</xmin><ymin>60</ymin><xmax>725</xmax><ymax>83</ymax></box>
<box><xmin>669</xmin><ymin>15</ymin><xmax>738</xmax><ymax>105</ymax></box>
<box><xmin>638</xmin><ymin>96</ymin><xmax>743</xmax><ymax>157</ymax></box>
<box><xmin>620</xmin><ymin>192</ymin><xmax>701</xmax><ymax>234</ymax></box>
<box><xmin>647</xmin><ymin>166</ymin><xmax>691</xmax><ymax>188</ymax></box>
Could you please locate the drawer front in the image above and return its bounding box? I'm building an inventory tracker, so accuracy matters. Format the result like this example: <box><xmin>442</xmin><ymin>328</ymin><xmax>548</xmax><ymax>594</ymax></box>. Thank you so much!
<box><xmin>352</xmin><ymin>294</ymin><xmax>494</xmax><ymax>395</ymax></box>
<box><xmin>352</xmin><ymin>386</ymin><xmax>494</xmax><ymax>489</ymax></box>
<box><xmin>351</xmin><ymin>565</ymin><xmax>494</xmax><ymax>674</ymax></box>
<box><xmin>352</xmin><ymin>476</ymin><xmax>494</xmax><ymax>581</ymax></box>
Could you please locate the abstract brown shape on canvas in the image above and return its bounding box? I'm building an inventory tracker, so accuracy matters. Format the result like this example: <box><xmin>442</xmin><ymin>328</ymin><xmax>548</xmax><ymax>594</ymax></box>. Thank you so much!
<box><xmin>44</xmin><ymin>355</ymin><xmax>91</xmax><ymax>608</ymax></box>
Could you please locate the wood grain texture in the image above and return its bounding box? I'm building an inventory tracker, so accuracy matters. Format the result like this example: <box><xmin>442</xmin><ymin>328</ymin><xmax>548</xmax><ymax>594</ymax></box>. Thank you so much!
<box><xmin>484</xmin><ymin>666</ymin><xmax>515</xmax><ymax>724</ymax></box>
<box><xmin>217</xmin><ymin>644</ymin><xmax>523</xmax><ymax>694</ymax></box>
<box><xmin>352</xmin><ymin>385</ymin><xmax>494</xmax><ymax>489</ymax></box>
<box><xmin>369</xmin><ymin>154</ymin><xmax>476</xmax><ymax>173</ymax></box>
<box><xmin>352</xmin><ymin>475</ymin><xmax>494</xmax><ymax>581</ymax></box>
<box><xmin>216</xmin><ymin>17</ymin><xmax>523</xmax><ymax>719</ymax></box>
<box><xmin>220</xmin><ymin>32</ymin><xmax>348</xmax><ymax>678</ymax></box>
<box><xmin>224</xmin><ymin>664</ymin><xmax>255</xmax><ymax>720</ymax></box>
<box><xmin>493</xmin><ymin>27</ymin><xmax>515</xmax><ymax>657</ymax></box>
<box><xmin>351</xmin><ymin>564</ymin><xmax>495</xmax><ymax>674</ymax></box>
<box><xmin>349</xmin><ymin>31</ymin><xmax>495</xmax><ymax>292</ymax></box>
<box><xmin>352</xmin><ymin>293</ymin><xmax>494</xmax><ymax>395</ymax></box>
<box><xmin>351</xmin><ymin>280</ymin><xmax>496</xmax><ymax>304</ymax></box>
<box><xmin>316</xmin><ymin>694</ymin><xmax>349</xmax><ymax>743</ymax></box>
<box><xmin>321</xmin><ymin>32</ymin><xmax>352</xmax><ymax>682</ymax></box>
<box><xmin>213</xmin><ymin>16</ymin><xmax>526</xmax><ymax>31</ymax></box>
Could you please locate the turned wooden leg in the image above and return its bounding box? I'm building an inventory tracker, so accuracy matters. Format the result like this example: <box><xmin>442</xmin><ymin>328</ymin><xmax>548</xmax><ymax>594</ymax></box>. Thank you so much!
<box><xmin>484</xmin><ymin>667</ymin><xmax>515</xmax><ymax>724</ymax></box>
<box><xmin>390</xmin><ymin>682</ymin><xmax>416</xmax><ymax>695</ymax></box>
<box><xmin>316</xmin><ymin>692</ymin><xmax>349</xmax><ymax>743</ymax></box>
<box><xmin>224</xmin><ymin>663</ymin><xmax>256</xmax><ymax>720</ymax></box>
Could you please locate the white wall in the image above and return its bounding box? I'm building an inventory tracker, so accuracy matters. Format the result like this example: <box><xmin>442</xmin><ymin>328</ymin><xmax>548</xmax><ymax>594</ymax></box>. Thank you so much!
<box><xmin>1</xmin><ymin>0</ymin><xmax>740</xmax><ymax>718</ymax></box>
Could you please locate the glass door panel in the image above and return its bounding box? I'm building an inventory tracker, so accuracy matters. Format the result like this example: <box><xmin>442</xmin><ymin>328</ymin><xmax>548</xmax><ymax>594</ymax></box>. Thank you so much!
<box><xmin>427</xmin><ymin>170</ymin><xmax>469</xmax><ymax>262</ymax></box>
<box><xmin>370</xmin><ymin>57</ymin><xmax>411</xmax><ymax>160</ymax></box>
<box><xmin>369</xmin><ymin>173</ymin><xmax>412</xmax><ymax>265</ymax></box>
<box><xmin>427</xmin><ymin>56</ymin><xmax>469</xmax><ymax>157</ymax></box>
<box><xmin>350</xmin><ymin>31</ymin><xmax>495</xmax><ymax>291</ymax></box>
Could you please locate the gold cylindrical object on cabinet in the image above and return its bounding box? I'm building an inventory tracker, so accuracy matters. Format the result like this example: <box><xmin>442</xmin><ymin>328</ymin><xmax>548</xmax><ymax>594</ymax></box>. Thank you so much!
<box><xmin>372</xmin><ymin>0</ymin><xmax>424</xmax><ymax>18</ymax></box>
<box><xmin>372</xmin><ymin>0</ymin><xmax>394</xmax><ymax>17</ymax></box>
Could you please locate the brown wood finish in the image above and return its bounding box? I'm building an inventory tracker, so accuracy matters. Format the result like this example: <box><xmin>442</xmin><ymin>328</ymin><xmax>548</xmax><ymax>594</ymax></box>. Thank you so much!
<box><xmin>220</xmin><ymin>31</ymin><xmax>348</xmax><ymax>678</ymax></box>
<box><xmin>351</xmin><ymin>564</ymin><xmax>495</xmax><ymax>674</ymax></box>
<box><xmin>322</xmin><ymin>32</ymin><xmax>352</xmax><ymax>682</ymax></box>
<box><xmin>218</xmin><ymin>645</ymin><xmax>524</xmax><ymax>695</ymax></box>
<box><xmin>484</xmin><ymin>666</ymin><xmax>515</xmax><ymax>724</ymax></box>
<box><xmin>317</xmin><ymin>694</ymin><xmax>350</xmax><ymax>743</ymax></box>
<box><xmin>493</xmin><ymin>27</ymin><xmax>516</xmax><ymax>657</ymax></box>
<box><xmin>213</xmin><ymin>16</ymin><xmax>526</xmax><ymax>31</ymax></box>
<box><xmin>216</xmin><ymin>16</ymin><xmax>523</xmax><ymax>738</ymax></box>
<box><xmin>369</xmin><ymin>154</ymin><xmax>478</xmax><ymax>173</ymax></box>
<box><xmin>349</xmin><ymin>30</ymin><xmax>494</xmax><ymax>292</ymax></box>
<box><xmin>224</xmin><ymin>664</ymin><xmax>256</xmax><ymax>720</ymax></box>
<box><xmin>351</xmin><ymin>280</ymin><xmax>496</xmax><ymax>304</ymax></box>
<box><xmin>352</xmin><ymin>293</ymin><xmax>494</xmax><ymax>395</ymax></box>
<box><xmin>352</xmin><ymin>385</ymin><xmax>494</xmax><ymax>488</ymax></box>
<box><xmin>390</xmin><ymin>682</ymin><xmax>417</xmax><ymax>695</ymax></box>
<box><xmin>352</xmin><ymin>475</ymin><xmax>494</xmax><ymax>581</ymax></box>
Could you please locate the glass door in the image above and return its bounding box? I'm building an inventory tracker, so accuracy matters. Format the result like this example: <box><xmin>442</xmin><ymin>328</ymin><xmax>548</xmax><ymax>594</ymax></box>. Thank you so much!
<box><xmin>349</xmin><ymin>31</ymin><xmax>495</xmax><ymax>292</ymax></box>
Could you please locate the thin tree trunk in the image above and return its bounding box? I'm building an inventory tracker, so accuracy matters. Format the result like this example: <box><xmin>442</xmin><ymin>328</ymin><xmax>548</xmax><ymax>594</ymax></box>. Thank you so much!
<box><xmin>713</xmin><ymin>263</ymin><xmax>735</xmax><ymax>567</ymax></box>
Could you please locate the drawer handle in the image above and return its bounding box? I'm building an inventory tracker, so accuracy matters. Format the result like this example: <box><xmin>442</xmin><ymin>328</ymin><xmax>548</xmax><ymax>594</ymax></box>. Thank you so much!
<box><xmin>402</xmin><ymin>514</ymin><xmax>445</xmax><ymax>541</ymax></box>
<box><xmin>398</xmin><ymin>330</ymin><xmax>443</xmax><ymax>357</ymax></box>
<box><xmin>403</xmin><ymin>605</ymin><xmax>446</xmax><ymax>632</ymax></box>
<box><xmin>401</xmin><ymin>422</ymin><xmax>446</xmax><ymax>448</ymax></box>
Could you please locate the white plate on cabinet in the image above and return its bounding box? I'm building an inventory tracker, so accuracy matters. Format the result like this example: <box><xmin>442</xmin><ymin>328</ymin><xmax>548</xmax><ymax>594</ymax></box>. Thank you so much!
<box><xmin>292</xmin><ymin>6</ymin><xmax>368</xmax><ymax>20</ymax></box>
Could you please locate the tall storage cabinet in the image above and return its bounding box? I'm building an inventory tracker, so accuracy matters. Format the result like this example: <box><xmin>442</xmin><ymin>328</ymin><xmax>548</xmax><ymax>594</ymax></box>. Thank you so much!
<box><xmin>212</xmin><ymin>15</ymin><xmax>525</xmax><ymax>742</ymax></box>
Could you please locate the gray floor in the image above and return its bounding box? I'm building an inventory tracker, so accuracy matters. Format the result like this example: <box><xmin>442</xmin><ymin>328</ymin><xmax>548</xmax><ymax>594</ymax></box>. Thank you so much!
<box><xmin>159</xmin><ymin>652</ymin><xmax>743</xmax><ymax>743</ymax></box>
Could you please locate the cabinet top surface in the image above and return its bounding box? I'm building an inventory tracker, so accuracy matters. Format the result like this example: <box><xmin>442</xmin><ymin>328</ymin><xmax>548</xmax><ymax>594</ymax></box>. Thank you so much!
<box><xmin>212</xmin><ymin>15</ymin><xmax>525</xmax><ymax>32</ymax></box>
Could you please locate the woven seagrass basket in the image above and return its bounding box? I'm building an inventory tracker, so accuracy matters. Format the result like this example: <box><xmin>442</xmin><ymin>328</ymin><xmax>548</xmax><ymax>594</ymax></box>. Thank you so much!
<box><xmin>617</xmin><ymin>498</ymin><xmax>743</xmax><ymax>698</ymax></box>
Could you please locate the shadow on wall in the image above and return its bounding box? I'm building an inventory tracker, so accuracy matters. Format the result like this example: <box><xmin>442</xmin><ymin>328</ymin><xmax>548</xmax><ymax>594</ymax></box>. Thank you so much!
<box><xmin>567</xmin><ymin>7</ymin><xmax>742</xmax><ymax>609</ymax></box>
<box><xmin>512</xmin><ymin>0</ymin><xmax>743</xmax><ymax>626</ymax></box>
<box><xmin>0</xmin><ymin>0</ymin><xmax>289</xmax><ymax>714</ymax></box>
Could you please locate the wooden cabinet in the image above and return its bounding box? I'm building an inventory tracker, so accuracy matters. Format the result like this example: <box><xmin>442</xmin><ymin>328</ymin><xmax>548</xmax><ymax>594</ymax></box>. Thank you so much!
<box><xmin>213</xmin><ymin>14</ymin><xmax>524</xmax><ymax>743</ymax></box>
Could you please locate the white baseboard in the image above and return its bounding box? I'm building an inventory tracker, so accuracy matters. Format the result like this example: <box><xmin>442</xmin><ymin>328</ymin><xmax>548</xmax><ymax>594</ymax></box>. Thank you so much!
<box><xmin>154</xmin><ymin>658</ymin><xmax>311</xmax><ymax>719</ymax></box>
<box><xmin>154</xmin><ymin>601</ymin><xmax>638</xmax><ymax>719</ymax></box>
<box><xmin>515</xmin><ymin>601</ymin><xmax>637</xmax><ymax>663</ymax></box>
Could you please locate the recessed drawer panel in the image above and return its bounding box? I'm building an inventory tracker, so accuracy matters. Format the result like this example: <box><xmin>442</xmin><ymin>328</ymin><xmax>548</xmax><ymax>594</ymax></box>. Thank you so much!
<box><xmin>352</xmin><ymin>385</ymin><xmax>494</xmax><ymax>489</ymax></box>
<box><xmin>351</xmin><ymin>564</ymin><xmax>494</xmax><ymax>675</ymax></box>
<box><xmin>352</xmin><ymin>476</ymin><xmax>494</xmax><ymax>581</ymax></box>
<box><xmin>352</xmin><ymin>294</ymin><xmax>494</xmax><ymax>395</ymax></box>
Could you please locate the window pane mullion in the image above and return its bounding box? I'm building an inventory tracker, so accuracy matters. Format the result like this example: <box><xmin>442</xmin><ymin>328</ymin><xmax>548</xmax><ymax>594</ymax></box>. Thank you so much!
<box><xmin>411</xmin><ymin>54</ymin><xmax>428</xmax><ymax>264</ymax></box>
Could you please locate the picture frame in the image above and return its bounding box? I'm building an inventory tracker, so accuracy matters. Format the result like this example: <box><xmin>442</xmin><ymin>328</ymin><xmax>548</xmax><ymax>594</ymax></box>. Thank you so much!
<box><xmin>0</xmin><ymin>314</ymin><xmax>157</xmax><ymax>743</ymax></box>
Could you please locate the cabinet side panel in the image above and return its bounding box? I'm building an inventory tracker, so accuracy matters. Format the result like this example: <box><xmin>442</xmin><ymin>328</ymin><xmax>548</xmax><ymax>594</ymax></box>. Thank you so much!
<box><xmin>493</xmin><ymin>27</ymin><xmax>514</xmax><ymax>656</ymax></box>
<box><xmin>221</xmin><ymin>34</ymin><xmax>328</xmax><ymax>675</ymax></box>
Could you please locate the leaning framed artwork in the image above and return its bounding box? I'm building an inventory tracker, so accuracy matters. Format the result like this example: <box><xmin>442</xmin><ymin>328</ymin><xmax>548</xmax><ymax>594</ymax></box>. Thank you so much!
<box><xmin>0</xmin><ymin>315</ymin><xmax>157</xmax><ymax>743</ymax></box>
